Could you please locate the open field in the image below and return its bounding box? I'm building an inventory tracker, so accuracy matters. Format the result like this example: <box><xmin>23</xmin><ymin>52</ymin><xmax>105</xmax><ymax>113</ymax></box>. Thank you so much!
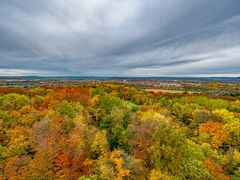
<box><xmin>145</xmin><ymin>89</ymin><xmax>186</xmax><ymax>93</ymax></box>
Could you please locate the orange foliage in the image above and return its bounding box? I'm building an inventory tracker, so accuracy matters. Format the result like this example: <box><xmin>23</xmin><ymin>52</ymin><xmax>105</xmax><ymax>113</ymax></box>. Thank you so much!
<box><xmin>54</xmin><ymin>152</ymin><xmax>92</xmax><ymax>179</ymax></box>
<box><xmin>110</xmin><ymin>150</ymin><xmax>130</xmax><ymax>179</ymax></box>
<box><xmin>205</xmin><ymin>157</ymin><xmax>230</xmax><ymax>180</ymax></box>
<box><xmin>199</xmin><ymin>120</ymin><xmax>228</xmax><ymax>149</ymax></box>
<box><xmin>0</xmin><ymin>88</ymin><xmax>27</xmax><ymax>96</ymax></box>
<box><xmin>49</xmin><ymin>86</ymin><xmax>89</xmax><ymax>105</ymax></box>
<box><xmin>140</xmin><ymin>105</ymin><xmax>152</xmax><ymax>111</ymax></box>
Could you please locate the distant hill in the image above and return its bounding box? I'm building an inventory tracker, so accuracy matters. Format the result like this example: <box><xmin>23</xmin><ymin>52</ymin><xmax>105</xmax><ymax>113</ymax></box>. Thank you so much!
<box><xmin>0</xmin><ymin>76</ymin><xmax>239</xmax><ymax>83</ymax></box>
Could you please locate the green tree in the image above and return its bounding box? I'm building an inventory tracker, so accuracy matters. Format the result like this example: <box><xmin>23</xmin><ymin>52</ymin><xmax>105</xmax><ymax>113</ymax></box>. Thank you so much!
<box><xmin>100</xmin><ymin>108</ymin><xmax>133</xmax><ymax>150</ymax></box>
<box><xmin>58</xmin><ymin>101</ymin><xmax>76</xmax><ymax>118</ymax></box>
<box><xmin>180</xmin><ymin>140</ymin><xmax>211</xmax><ymax>179</ymax></box>
<box><xmin>150</xmin><ymin>120</ymin><xmax>186</xmax><ymax>175</ymax></box>
<box><xmin>0</xmin><ymin>93</ymin><xmax>30</xmax><ymax>110</ymax></box>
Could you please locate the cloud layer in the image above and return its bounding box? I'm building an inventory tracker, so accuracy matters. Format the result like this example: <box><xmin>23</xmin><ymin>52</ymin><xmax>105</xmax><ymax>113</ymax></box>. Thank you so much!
<box><xmin>0</xmin><ymin>0</ymin><xmax>240</xmax><ymax>76</ymax></box>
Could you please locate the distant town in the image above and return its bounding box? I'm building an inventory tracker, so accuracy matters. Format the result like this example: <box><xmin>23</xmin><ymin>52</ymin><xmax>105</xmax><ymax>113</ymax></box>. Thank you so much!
<box><xmin>0</xmin><ymin>76</ymin><xmax>239</xmax><ymax>97</ymax></box>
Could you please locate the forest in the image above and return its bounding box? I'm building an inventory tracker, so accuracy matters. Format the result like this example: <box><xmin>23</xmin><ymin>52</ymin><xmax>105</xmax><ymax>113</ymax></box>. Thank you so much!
<box><xmin>0</xmin><ymin>84</ymin><xmax>240</xmax><ymax>179</ymax></box>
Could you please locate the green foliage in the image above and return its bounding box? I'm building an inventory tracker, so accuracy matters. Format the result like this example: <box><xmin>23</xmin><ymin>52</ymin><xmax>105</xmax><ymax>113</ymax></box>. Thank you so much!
<box><xmin>0</xmin><ymin>93</ymin><xmax>30</xmax><ymax>110</ymax></box>
<box><xmin>58</xmin><ymin>100</ymin><xmax>76</xmax><ymax>118</ymax></box>
<box><xmin>150</xmin><ymin>120</ymin><xmax>186</xmax><ymax>175</ymax></box>
<box><xmin>130</xmin><ymin>93</ymin><xmax>148</xmax><ymax>105</ymax></box>
<box><xmin>0</xmin><ymin>110</ymin><xmax>15</xmax><ymax>127</ymax></box>
<box><xmin>159</xmin><ymin>97</ymin><xmax>171</xmax><ymax>107</ymax></box>
<box><xmin>171</xmin><ymin>103</ymin><xmax>199</xmax><ymax>125</ymax></box>
<box><xmin>192</xmin><ymin>109</ymin><xmax>211</xmax><ymax>124</ymax></box>
<box><xmin>97</xmin><ymin>96</ymin><xmax>123</xmax><ymax>113</ymax></box>
<box><xmin>100</xmin><ymin>108</ymin><xmax>132</xmax><ymax>150</ymax></box>
<box><xmin>90</xmin><ymin>86</ymin><xmax>105</xmax><ymax>96</ymax></box>
<box><xmin>0</xmin><ymin>145</ymin><xmax>6</xmax><ymax>161</ymax></box>
<box><xmin>62</xmin><ymin>118</ymin><xmax>75</xmax><ymax>134</ymax></box>
<box><xmin>196</xmin><ymin>96</ymin><xmax>230</xmax><ymax>110</ymax></box>
<box><xmin>124</xmin><ymin>101</ymin><xmax>139</xmax><ymax>112</ymax></box>
<box><xmin>78</xmin><ymin>175</ymin><xmax>98</xmax><ymax>180</ymax></box>
<box><xmin>180</xmin><ymin>140</ymin><xmax>211</xmax><ymax>179</ymax></box>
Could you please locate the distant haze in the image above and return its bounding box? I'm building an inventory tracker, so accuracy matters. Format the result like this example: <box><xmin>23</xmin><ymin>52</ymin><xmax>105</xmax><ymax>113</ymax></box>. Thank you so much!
<box><xmin>0</xmin><ymin>0</ymin><xmax>240</xmax><ymax>76</ymax></box>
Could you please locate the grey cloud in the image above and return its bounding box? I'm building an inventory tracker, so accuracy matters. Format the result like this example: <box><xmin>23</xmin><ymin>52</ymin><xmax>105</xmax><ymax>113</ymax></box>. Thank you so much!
<box><xmin>0</xmin><ymin>0</ymin><xmax>240</xmax><ymax>76</ymax></box>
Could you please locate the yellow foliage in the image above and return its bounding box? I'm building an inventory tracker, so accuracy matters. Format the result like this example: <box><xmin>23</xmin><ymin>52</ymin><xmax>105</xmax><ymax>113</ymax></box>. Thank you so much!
<box><xmin>224</xmin><ymin>120</ymin><xmax>240</xmax><ymax>134</ymax></box>
<box><xmin>95</xmin><ymin>156</ymin><xmax>115</xmax><ymax>180</ymax></box>
<box><xmin>6</xmin><ymin>126</ymin><xmax>32</xmax><ymax>156</ymax></box>
<box><xmin>10</xmin><ymin>110</ymin><xmax>21</xmax><ymax>119</ymax></box>
<box><xmin>74</xmin><ymin>115</ymin><xmax>89</xmax><ymax>126</ymax></box>
<box><xmin>90</xmin><ymin>130</ymin><xmax>109</xmax><ymax>157</ymax></box>
<box><xmin>90</xmin><ymin>95</ymin><xmax>100</xmax><ymax>106</ymax></box>
<box><xmin>149</xmin><ymin>169</ymin><xmax>171</xmax><ymax>180</ymax></box>
<box><xmin>222</xmin><ymin>149</ymin><xmax>240</xmax><ymax>168</ymax></box>
<box><xmin>137</xmin><ymin>111</ymin><xmax>166</xmax><ymax>122</ymax></box>
<box><xmin>213</xmin><ymin>109</ymin><xmax>237</xmax><ymax>123</ymax></box>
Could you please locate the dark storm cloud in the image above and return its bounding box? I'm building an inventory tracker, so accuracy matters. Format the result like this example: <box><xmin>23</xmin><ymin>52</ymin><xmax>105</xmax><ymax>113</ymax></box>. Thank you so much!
<box><xmin>0</xmin><ymin>0</ymin><xmax>240</xmax><ymax>76</ymax></box>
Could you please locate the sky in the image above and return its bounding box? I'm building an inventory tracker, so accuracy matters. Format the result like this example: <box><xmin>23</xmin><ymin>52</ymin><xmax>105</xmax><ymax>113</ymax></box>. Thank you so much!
<box><xmin>0</xmin><ymin>0</ymin><xmax>240</xmax><ymax>77</ymax></box>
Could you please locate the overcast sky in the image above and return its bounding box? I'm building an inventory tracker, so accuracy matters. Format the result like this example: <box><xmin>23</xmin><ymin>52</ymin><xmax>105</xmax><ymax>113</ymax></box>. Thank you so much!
<box><xmin>0</xmin><ymin>0</ymin><xmax>240</xmax><ymax>76</ymax></box>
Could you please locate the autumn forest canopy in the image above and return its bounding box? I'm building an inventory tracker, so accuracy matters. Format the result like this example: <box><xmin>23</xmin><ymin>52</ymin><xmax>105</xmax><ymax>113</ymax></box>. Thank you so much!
<box><xmin>0</xmin><ymin>84</ymin><xmax>240</xmax><ymax>179</ymax></box>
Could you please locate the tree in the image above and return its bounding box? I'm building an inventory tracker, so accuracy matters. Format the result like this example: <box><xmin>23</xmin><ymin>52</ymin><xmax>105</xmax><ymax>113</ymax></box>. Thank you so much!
<box><xmin>222</xmin><ymin>149</ymin><xmax>240</xmax><ymax>176</ymax></box>
<box><xmin>148</xmin><ymin>169</ymin><xmax>172</xmax><ymax>180</ymax></box>
<box><xmin>129</xmin><ymin>117</ymin><xmax>159</xmax><ymax>164</ymax></box>
<box><xmin>89</xmin><ymin>130</ymin><xmax>109</xmax><ymax>159</ymax></box>
<box><xmin>224</xmin><ymin>120</ymin><xmax>240</xmax><ymax>149</ymax></box>
<box><xmin>171</xmin><ymin>103</ymin><xmax>199</xmax><ymax>125</ymax></box>
<box><xmin>199</xmin><ymin>121</ymin><xmax>228</xmax><ymax>149</ymax></box>
<box><xmin>58</xmin><ymin>101</ymin><xmax>76</xmax><ymax>118</ymax></box>
<box><xmin>100</xmin><ymin>108</ymin><xmax>133</xmax><ymax>150</ymax></box>
<box><xmin>205</xmin><ymin>157</ymin><xmax>230</xmax><ymax>180</ymax></box>
<box><xmin>0</xmin><ymin>93</ymin><xmax>30</xmax><ymax>110</ymax></box>
<box><xmin>180</xmin><ymin>140</ymin><xmax>211</xmax><ymax>179</ymax></box>
<box><xmin>150</xmin><ymin>120</ymin><xmax>186</xmax><ymax>175</ymax></box>
<box><xmin>213</xmin><ymin>109</ymin><xmax>237</xmax><ymax>124</ymax></box>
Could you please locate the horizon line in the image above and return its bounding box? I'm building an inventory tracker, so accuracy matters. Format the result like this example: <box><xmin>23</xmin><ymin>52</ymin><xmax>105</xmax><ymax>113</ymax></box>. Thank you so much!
<box><xmin>0</xmin><ymin>75</ymin><xmax>239</xmax><ymax>78</ymax></box>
